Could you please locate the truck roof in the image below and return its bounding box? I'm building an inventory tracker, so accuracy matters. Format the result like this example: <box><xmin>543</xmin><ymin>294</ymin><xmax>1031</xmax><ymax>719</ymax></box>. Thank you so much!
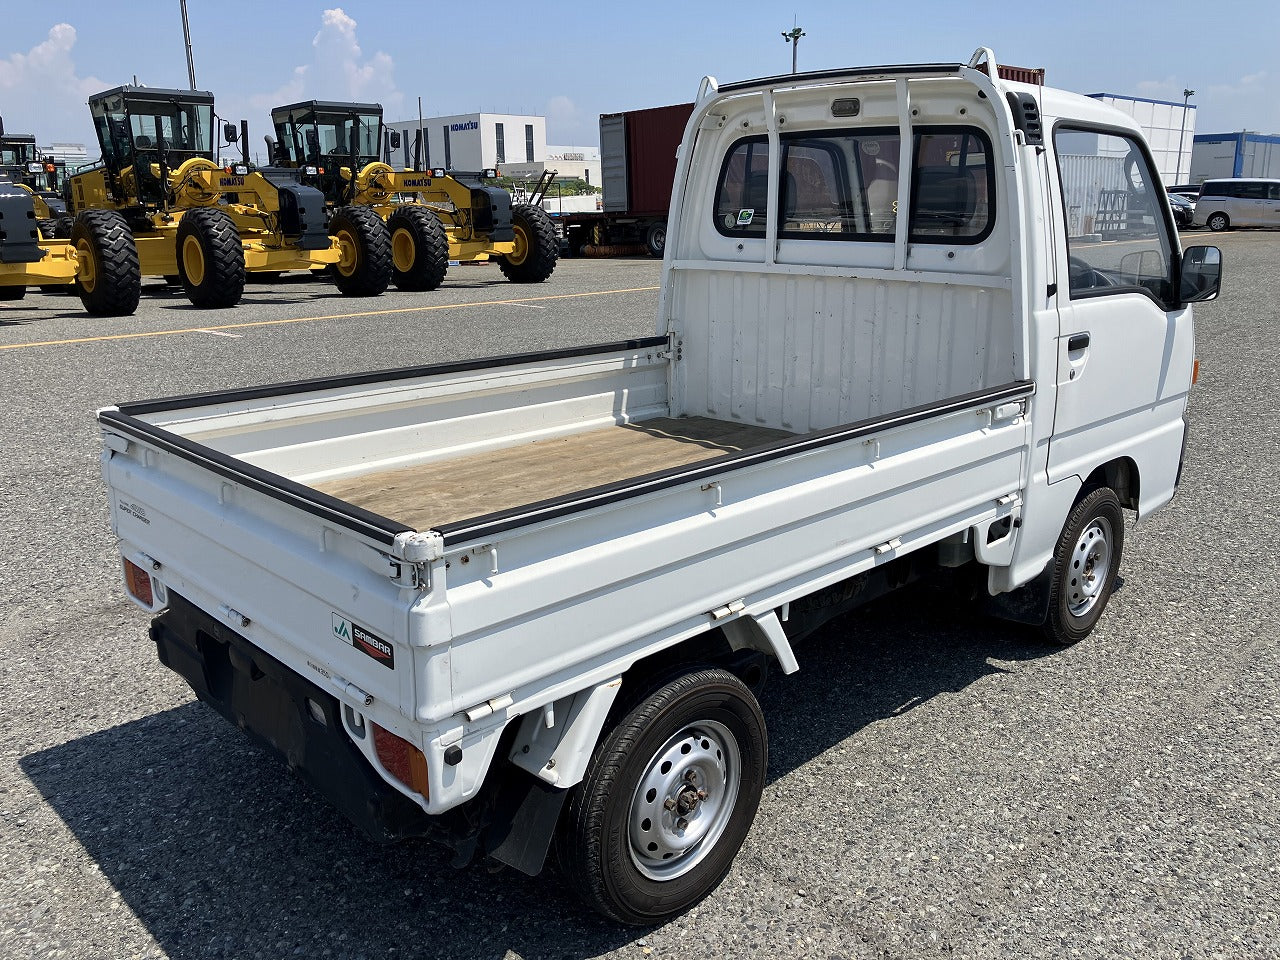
<box><xmin>89</xmin><ymin>84</ymin><xmax>215</xmax><ymax>105</ymax></box>
<box><xmin>272</xmin><ymin>100</ymin><xmax>384</xmax><ymax>116</ymax></box>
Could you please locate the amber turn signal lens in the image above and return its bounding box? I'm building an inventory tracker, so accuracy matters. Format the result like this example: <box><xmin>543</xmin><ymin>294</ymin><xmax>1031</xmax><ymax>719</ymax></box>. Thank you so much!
<box><xmin>122</xmin><ymin>558</ymin><xmax>154</xmax><ymax>606</ymax></box>
<box><xmin>372</xmin><ymin>723</ymin><xmax>430</xmax><ymax>797</ymax></box>
<box><xmin>1192</xmin><ymin>358</ymin><xmax>1200</xmax><ymax>386</ymax></box>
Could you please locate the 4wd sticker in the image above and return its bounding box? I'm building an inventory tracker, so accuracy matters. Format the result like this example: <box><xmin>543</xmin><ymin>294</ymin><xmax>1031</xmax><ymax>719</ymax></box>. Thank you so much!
<box><xmin>332</xmin><ymin>613</ymin><xmax>394</xmax><ymax>669</ymax></box>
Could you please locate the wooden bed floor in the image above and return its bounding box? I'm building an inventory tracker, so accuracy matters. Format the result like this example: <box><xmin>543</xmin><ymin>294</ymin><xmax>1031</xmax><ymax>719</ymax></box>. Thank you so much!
<box><xmin>313</xmin><ymin>417</ymin><xmax>793</xmax><ymax>530</ymax></box>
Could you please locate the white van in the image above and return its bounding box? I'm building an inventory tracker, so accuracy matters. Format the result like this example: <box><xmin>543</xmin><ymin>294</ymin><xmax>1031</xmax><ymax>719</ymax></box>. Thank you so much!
<box><xmin>1193</xmin><ymin>177</ymin><xmax>1280</xmax><ymax>231</ymax></box>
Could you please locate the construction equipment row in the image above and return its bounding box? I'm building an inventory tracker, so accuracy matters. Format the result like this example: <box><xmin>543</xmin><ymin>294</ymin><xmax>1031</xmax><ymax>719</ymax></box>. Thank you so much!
<box><xmin>1</xmin><ymin>85</ymin><xmax>558</xmax><ymax>316</ymax></box>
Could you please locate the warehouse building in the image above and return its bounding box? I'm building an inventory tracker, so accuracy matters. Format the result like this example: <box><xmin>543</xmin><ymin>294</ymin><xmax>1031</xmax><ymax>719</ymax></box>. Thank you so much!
<box><xmin>383</xmin><ymin>112</ymin><xmax>546</xmax><ymax>173</ymax></box>
<box><xmin>1086</xmin><ymin>93</ymin><xmax>1197</xmax><ymax>183</ymax></box>
<box><xmin>1190</xmin><ymin>132</ymin><xmax>1280</xmax><ymax>182</ymax></box>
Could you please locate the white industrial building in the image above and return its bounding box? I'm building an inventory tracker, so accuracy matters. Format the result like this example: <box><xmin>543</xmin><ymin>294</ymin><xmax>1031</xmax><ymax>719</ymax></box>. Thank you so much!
<box><xmin>383</xmin><ymin>112</ymin><xmax>546</xmax><ymax>173</ymax></box>
<box><xmin>382</xmin><ymin>112</ymin><xmax>601</xmax><ymax>185</ymax></box>
<box><xmin>1087</xmin><ymin>93</ymin><xmax>1197</xmax><ymax>183</ymax></box>
<box><xmin>1190</xmin><ymin>132</ymin><xmax>1280</xmax><ymax>183</ymax></box>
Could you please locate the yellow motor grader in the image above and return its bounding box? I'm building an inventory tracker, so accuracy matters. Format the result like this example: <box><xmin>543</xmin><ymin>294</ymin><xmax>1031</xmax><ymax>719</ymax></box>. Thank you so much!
<box><xmin>67</xmin><ymin>85</ymin><xmax>391</xmax><ymax>309</ymax></box>
<box><xmin>266</xmin><ymin>100</ymin><xmax>556</xmax><ymax>290</ymax></box>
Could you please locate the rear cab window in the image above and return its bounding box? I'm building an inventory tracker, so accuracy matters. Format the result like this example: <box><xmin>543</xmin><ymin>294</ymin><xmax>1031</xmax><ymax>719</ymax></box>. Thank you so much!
<box><xmin>713</xmin><ymin>126</ymin><xmax>996</xmax><ymax>243</ymax></box>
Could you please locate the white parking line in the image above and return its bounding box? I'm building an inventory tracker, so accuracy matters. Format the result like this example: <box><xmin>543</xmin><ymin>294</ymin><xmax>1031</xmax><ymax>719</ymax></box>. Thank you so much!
<box><xmin>198</xmin><ymin>329</ymin><xmax>243</xmax><ymax>339</ymax></box>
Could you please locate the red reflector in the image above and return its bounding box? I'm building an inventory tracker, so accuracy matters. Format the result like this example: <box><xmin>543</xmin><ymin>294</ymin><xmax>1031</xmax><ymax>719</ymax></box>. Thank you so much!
<box><xmin>123</xmin><ymin>558</ymin><xmax>154</xmax><ymax>606</ymax></box>
<box><xmin>372</xmin><ymin>723</ymin><xmax>430</xmax><ymax>797</ymax></box>
<box><xmin>1191</xmin><ymin>358</ymin><xmax>1200</xmax><ymax>386</ymax></box>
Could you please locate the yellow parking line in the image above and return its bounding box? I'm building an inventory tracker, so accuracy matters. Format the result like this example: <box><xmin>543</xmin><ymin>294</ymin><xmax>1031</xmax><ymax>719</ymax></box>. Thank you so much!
<box><xmin>0</xmin><ymin>286</ymin><xmax>661</xmax><ymax>352</ymax></box>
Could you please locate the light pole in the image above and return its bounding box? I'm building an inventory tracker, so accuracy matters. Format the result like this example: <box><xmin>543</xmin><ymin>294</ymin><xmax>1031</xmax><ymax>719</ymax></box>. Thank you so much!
<box><xmin>782</xmin><ymin>25</ymin><xmax>805</xmax><ymax>74</ymax></box>
<box><xmin>180</xmin><ymin>0</ymin><xmax>197</xmax><ymax>90</ymax></box>
<box><xmin>1176</xmin><ymin>88</ymin><xmax>1195</xmax><ymax>183</ymax></box>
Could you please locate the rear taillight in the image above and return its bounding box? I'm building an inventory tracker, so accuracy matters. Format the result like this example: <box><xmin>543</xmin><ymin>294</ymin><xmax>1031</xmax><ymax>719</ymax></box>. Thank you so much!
<box><xmin>372</xmin><ymin>723</ymin><xmax>430</xmax><ymax>797</ymax></box>
<box><xmin>122</xmin><ymin>558</ymin><xmax>154</xmax><ymax>606</ymax></box>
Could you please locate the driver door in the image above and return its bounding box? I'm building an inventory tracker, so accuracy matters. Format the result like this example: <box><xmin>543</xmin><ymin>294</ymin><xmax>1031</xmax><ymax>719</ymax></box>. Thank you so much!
<box><xmin>1047</xmin><ymin>127</ymin><xmax>1195</xmax><ymax>504</ymax></box>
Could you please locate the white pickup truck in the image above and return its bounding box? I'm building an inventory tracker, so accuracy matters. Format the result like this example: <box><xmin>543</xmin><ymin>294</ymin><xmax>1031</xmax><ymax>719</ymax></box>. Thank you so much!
<box><xmin>98</xmin><ymin>50</ymin><xmax>1220</xmax><ymax>923</ymax></box>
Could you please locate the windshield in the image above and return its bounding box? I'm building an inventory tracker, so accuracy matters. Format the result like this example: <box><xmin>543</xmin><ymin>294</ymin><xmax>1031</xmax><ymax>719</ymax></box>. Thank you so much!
<box><xmin>0</xmin><ymin>141</ymin><xmax>34</xmax><ymax>166</ymax></box>
<box><xmin>90</xmin><ymin>93</ymin><xmax>214</xmax><ymax>170</ymax></box>
<box><xmin>274</xmin><ymin>108</ymin><xmax>382</xmax><ymax>165</ymax></box>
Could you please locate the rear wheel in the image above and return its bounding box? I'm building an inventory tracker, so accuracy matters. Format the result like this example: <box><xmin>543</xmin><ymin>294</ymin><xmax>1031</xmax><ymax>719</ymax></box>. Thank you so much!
<box><xmin>388</xmin><ymin>205</ymin><xmax>448</xmax><ymax>291</ymax></box>
<box><xmin>1206</xmin><ymin>212</ymin><xmax>1229</xmax><ymax>232</ymax></box>
<box><xmin>330</xmin><ymin>206</ymin><xmax>391</xmax><ymax>296</ymax></box>
<box><xmin>1042</xmin><ymin>486</ymin><xmax>1125</xmax><ymax>645</ymax></box>
<box><xmin>644</xmin><ymin>220</ymin><xmax>667</xmax><ymax>259</ymax></box>
<box><xmin>177</xmin><ymin>207</ymin><xmax>244</xmax><ymax>308</ymax></box>
<box><xmin>71</xmin><ymin>210</ymin><xmax>141</xmax><ymax>317</ymax></box>
<box><xmin>498</xmin><ymin>203</ymin><xmax>557</xmax><ymax>283</ymax></box>
<box><xmin>557</xmin><ymin>668</ymin><xmax>767</xmax><ymax>924</ymax></box>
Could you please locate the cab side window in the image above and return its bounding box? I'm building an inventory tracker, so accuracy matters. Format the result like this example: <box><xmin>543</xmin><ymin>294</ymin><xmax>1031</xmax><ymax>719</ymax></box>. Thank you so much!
<box><xmin>714</xmin><ymin>137</ymin><xmax>770</xmax><ymax>236</ymax></box>
<box><xmin>1055</xmin><ymin>128</ymin><xmax>1175</xmax><ymax>304</ymax></box>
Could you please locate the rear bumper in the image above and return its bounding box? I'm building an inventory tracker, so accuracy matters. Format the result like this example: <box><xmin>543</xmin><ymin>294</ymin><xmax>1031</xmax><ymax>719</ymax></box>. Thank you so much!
<box><xmin>151</xmin><ymin>592</ymin><xmax>434</xmax><ymax>844</ymax></box>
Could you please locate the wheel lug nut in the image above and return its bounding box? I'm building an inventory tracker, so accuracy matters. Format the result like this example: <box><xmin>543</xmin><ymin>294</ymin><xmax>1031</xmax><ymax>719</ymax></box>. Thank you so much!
<box><xmin>677</xmin><ymin>817</ymin><xmax>688</xmax><ymax>830</ymax></box>
<box><xmin>664</xmin><ymin>797</ymin><xmax>677</xmax><ymax>811</ymax></box>
<box><xmin>697</xmin><ymin>789</ymin><xmax>708</xmax><ymax>800</ymax></box>
<box><xmin>684</xmin><ymin>770</ymin><xmax>697</xmax><ymax>783</ymax></box>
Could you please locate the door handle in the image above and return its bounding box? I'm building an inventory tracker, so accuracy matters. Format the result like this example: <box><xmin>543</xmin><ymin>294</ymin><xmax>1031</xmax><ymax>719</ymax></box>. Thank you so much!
<box><xmin>1067</xmin><ymin>333</ymin><xmax>1090</xmax><ymax>352</ymax></box>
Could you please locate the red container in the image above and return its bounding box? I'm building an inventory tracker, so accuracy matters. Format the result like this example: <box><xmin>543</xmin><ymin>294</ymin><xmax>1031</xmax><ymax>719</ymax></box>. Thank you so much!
<box><xmin>620</xmin><ymin>103</ymin><xmax>694</xmax><ymax>216</ymax></box>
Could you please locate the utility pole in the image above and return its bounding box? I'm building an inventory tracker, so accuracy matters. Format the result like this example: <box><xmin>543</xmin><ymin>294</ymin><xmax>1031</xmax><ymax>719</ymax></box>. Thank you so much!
<box><xmin>180</xmin><ymin>0</ymin><xmax>197</xmax><ymax>90</ymax></box>
<box><xmin>782</xmin><ymin>23</ymin><xmax>805</xmax><ymax>74</ymax></box>
<box><xmin>1176</xmin><ymin>88</ymin><xmax>1195</xmax><ymax>183</ymax></box>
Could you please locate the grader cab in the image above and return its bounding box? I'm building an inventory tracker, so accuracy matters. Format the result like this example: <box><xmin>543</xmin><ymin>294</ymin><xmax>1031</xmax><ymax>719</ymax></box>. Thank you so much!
<box><xmin>68</xmin><ymin>85</ymin><xmax>390</xmax><ymax>309</ymax></box>
<box><xmin>268</xmin><ymin>100</ymin><xmax>556</xmax><ymax>290</ymax></box>
<box><xmin>0</xmin><ymin>128</ymin><xmax>70</xmax><ymax>234</ymax></box>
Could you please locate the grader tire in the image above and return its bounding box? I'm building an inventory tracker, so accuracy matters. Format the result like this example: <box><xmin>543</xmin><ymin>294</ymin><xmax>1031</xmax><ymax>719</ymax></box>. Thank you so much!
<box><xmin>329</xmin><ymin>205</ymin><xmax>391</xmax><ymax>297</ymax></box>
<box><xmin>37</xmin><ymin>218</ymin><xmax>59</xmax><ymax>241</ymax></box>
<box><xmin>498</xmin><ymin>203</ymin><xmax>558</xmax><ymax>284</ymax></box>
<box><xmin>177</xmin><ymin>207</ymin><xmax>245</xmax><ymax>309</ymax></box>
<box><xmin>388</xmin><ymin>205</ymin><xmax>448</xmax><ymax>291</ymax></box>
<box><xmin>71</xmin><ymin>210</ymin><xmax>141</xmax><ymax>317</ymax></box>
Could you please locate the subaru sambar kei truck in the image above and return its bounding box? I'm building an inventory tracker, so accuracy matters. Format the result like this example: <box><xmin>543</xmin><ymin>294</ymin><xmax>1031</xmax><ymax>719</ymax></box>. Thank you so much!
<box><xmin>96</xmin><ymin>49</ymin><xmax>1220</xmax><ymax>923</ymax></box>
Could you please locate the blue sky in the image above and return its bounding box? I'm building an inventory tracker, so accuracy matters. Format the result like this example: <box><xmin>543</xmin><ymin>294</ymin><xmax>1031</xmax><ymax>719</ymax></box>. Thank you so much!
<box><xmin>1</xmin><ymin>1</ymin><xmax>1275</xmax><ymax>156</ymax></box>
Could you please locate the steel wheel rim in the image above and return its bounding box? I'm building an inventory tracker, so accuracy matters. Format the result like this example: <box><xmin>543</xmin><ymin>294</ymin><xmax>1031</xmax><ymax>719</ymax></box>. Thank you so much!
<box><xmin>391</xmin><ymin>228</ymin><xmax>415</xmax><ymax>272</ymax></box>
<box><xmin>182</xmin><ymin>235</ymin><xmax>206</xmax><ymax>286</ymax></box>
<box><xmin>75</xmin><ymin>239</ymin><xmax>96</xmax><ymax>292</ymax></box>
<box><xmin>508</xmin><ymin>224</ymin><xmax>529</xmax><ymax>265</ymax></box>
<box><xmin>1067</xmin><ymin>515</ymin><xmax>1112</xmax><ymax>617</ymax></box>
<box><xmin>628</xmin><ymin>719</ymin><xmax>740</xmax><ymax>881</ymax></box>
<box><xmin>336</xmin><ymin>229</ymin><xmax>359</xmax><ymax>275</ymax></box>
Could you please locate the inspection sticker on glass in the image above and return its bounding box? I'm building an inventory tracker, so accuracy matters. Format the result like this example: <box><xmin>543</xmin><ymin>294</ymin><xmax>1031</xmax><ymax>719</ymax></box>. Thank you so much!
<box><xmin>737</xmin><ymin>208</ymin><xmax>755</xmax><ymax>226</ymax></box>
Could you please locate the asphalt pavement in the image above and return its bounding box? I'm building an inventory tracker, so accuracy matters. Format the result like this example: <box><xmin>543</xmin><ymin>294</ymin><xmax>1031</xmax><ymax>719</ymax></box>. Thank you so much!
<box><xmin>1</xmin><ymin>239</ymin><xmax>1276</xmax><ymax>959</ymax></box>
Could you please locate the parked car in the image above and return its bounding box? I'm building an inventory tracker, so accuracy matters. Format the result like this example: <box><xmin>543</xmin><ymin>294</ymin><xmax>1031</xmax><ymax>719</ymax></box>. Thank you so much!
<box><xmin>1169</xmin><ymin>192</ymin><xmax>1195</xmax><ymax>228</ymax></box>
<box><xmin>1166</xmin><ymin>183</ymin><xmax>1202</xmax><ymax>199</ymax></box>
<box><xmin>1192</xmin><ymin>178</ymin><xmax>1280</xmax><ymax>231</ymax></box>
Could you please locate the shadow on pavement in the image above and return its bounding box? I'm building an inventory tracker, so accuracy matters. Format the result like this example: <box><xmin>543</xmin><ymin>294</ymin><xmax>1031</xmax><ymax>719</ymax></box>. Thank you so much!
<box><xmin>21</xmin><ymin>585</ymin><xmax>1054</xmax><ymax>959</ymax></box>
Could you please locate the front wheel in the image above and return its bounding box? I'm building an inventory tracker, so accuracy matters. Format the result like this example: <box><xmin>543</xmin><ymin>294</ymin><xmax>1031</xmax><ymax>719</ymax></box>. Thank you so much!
<box><xmin>177</xmin><ymin>207</ymin><xmax>245</xmax><ymax>308</ymax></box>
<box><xmin>329</xmin><ymin>206</ymin><xmax>391</xmax><ymax>297</ymax></box>
<box><xmin>557</xmin><ymin>668</ymin><xmax>767</xmax><ymax>924</ymax></box>
<box><xmin>498</xmin><ymin>203</ymin><xmax>558</xmax><ymax>283</ymax></box>
<box><xmin>1042</xmin><ymin>486</ymin><xmax>1125</xmax><ymax>645</ymax></box>
<box><xmin>1206</xmin><ymin>212</ymin><xmax>1229</xmax><ymax>232</ymax></box>
<box><xmin>71</xmin><ymin>210</ymin><xmax>141</xmax><ymax>317</ymax></box>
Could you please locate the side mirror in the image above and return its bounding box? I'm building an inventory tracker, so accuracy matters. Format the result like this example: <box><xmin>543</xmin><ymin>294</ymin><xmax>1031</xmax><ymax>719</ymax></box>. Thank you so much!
<box><xmin>389</xmin><ymin>130</ymin><xmax>402</xmax><ymax>149</ymax></box>
<box><xmin>224</xmin><ymin>122</ymin><xmax>239</xmax><ymax>144</ymax></box>
<box><xmin>1180</xmin><ymin>245</ymin><xmax>1222</xmax><ymax>304</ymax></box>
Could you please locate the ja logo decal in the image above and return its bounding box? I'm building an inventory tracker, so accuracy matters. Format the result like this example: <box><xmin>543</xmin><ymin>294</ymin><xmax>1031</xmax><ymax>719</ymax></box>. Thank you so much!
<box><xmin>332</xmin><ymin>614</ymin><xmax>353</xmax><ymax>645</ymax></box>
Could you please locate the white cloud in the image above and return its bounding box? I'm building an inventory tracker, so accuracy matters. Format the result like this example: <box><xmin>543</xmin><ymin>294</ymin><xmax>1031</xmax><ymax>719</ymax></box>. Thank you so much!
<box><xmin>245</xmin><ymin>8</ymin><xmax>402</xmax><ymax>118</ymax></box>
<box><xmin>0</xmin><ymin>24</ymin><xmax>106</xmax><ymax>144</ymax></box>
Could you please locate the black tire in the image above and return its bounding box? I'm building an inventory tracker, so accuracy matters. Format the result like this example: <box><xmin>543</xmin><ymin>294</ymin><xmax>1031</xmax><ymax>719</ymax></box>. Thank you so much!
<box><xmin>387</xmin><ymin>205</ymin><xmax>448</xmax><ymax>291</ymax></box>
<box><xmin>1042</xmin><ymin>486</ymin><xmax>1125</xmax><ymax>645</ymax></box>
<box><xmin>644</xmin><ymin>220</ymin><xmax>667</xmax><ymax>259</ymax></box>
<box><xmin>37</xmin><ymin>218</ymin><xmax>59</xmax><ymax>241</ymax></box>
<box><xmin>1206</xmin><ymin>212</ymin><xmax>1229</xmax><ymax>232</ymax></box>
<box><xmin>329</xmin><ymin>205</ymin><xmax>391</xmax><ymax>296</ymax></box>
<box><xmin>176</xmin><ymin>207</ymin><xmax>244</xmax><ymax>309</ymax></box>
<box><xmin>53</xmin><ymin>216</ymin><xmax>75</xmax><ymax>239</ymax></box>
<box><xmin>498</xmin><ymin>203</ymin><xmax>557</xmax><ymax>283</ymax></box>
<box><xmin>71</xmin><ymin>210</ymin><xmax>141</xmax><ymax>317</ymax></box>
<box><xmin>557</xmin><ymin>667</ymin><xmax>767</xmax><ymax>925</ymax></box>
<box><xmin>0</xmin><ymin>285</ymin><xmax>25</xmax><ymax>301</ymax></box>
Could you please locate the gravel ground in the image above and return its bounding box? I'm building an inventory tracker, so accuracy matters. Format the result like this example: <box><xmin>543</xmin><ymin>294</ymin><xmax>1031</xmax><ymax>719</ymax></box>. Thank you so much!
<box><xmin>1</xmin><ymin>237</ymin><xmax>1276</xmax><ymax>960</ymax></box>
